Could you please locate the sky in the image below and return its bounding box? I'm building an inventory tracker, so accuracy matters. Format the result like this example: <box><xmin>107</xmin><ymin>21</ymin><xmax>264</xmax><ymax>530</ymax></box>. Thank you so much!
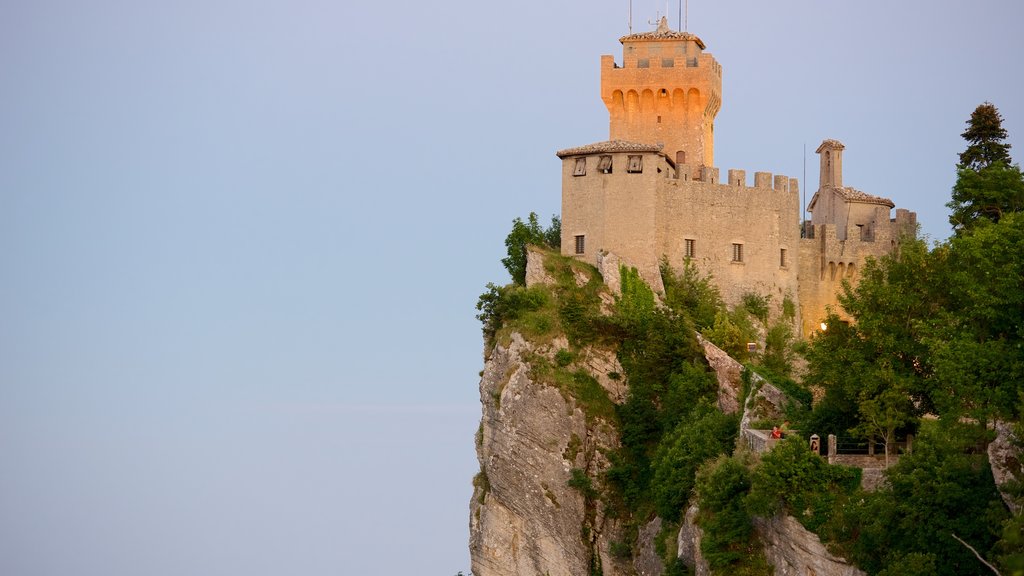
<box><xmin>1</xmin><ymin>1</ymin><xmax>1022</xmax><ymax>574</ymax></box>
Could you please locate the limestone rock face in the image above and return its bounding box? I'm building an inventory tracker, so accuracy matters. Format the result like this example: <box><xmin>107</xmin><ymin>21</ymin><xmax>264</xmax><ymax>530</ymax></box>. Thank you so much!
<box><xmin>989</xmin><ymin>420</ymin><xmax>1023</xmax><ymax>515</ymax></box>
<box><xmin>676</xmin><ymin>505</ymin><xmax>710</xmax><ymax>576</ymax></box>
<box><xmin>469</xmin><ymin>333</ymin><xmax>628</xmax><ymax>576</ymax></box>
<box><xmin>697</xmin><ymin>334</ymin><xmax>743</xmax><ymax>415</ymax></box>
<box><xmin>633</xmin><ymin>517</ymin><xmax>664</xmax><ymax>576</ymax></box>
<box><xmin>524</xmin><ymin>246</ymin><xmax>555</xmax><ymax>288</ymax></box>
<box><xmin>752</xmin><ymin>515</ymin><xmax>865</xmax><ymax>576</ymax></box>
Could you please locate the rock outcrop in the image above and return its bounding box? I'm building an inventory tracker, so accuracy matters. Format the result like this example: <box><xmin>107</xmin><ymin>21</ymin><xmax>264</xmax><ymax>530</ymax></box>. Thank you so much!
<box><xmin>752</xmin><ymin>515</ymin><xmax>865</xmax><ymax>576</ymax></box>
<box><xmin>676</xmin><ymin>505</ymin><xmax>710</xmax><ymax>576</ymax></box>
<box><xmin>989</xmin><ymin>420</ymin><xmax>1023</xmax><ymax>515</ymax></box>
<box><xmin>470</xmin><ymin>332</ymin><xmax>628</xmax><ymax>576</ymax></box>
<box><xmin>698</xmin><ymin>334</ymin><xmax>744</xmax><ymax>415</ymax></box>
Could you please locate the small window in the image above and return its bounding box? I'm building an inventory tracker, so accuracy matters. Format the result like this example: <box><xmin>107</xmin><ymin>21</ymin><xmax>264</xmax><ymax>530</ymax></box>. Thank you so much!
<box><xmin>574</xmin><ymin>235</ymin><xmax>585</xmax><ymax>255</ymax></box>
<box><xmin>687</xmin><ymin>57</ymin><xmax>697</xmax><ymax>67</ymax></box>
<box><xmin>627</xmin><ymin>155</ymin><xmax>643</xmax><ymax>173</ymax></box>
<box><xmin>780</xmin><ymin>248</ymin><xmax>787</xmax><ymax>267</ymax></box>
<box><xmin>684</xmin><ymin>239</ymin><xmax>695</xmax><ymax>258</ymax></box>
<box><xmin>638</xmin><ymin>58</ymin><xmax>649</xmax><ymax>68</ymax></box>
<box><xmin>732</xmin><ymin>243</ymin><xmax>744</xmax><ymax>263</ymax></box>
<box><xmin>598</xmin><ymin>155</ymin><xmax>613</xmax><ymax>174</ymax></box>
<box><xmin>662</xmin><ymin>58</ymin><xmax>673</xmax><ymax>68</ymax></box>
<box><xmin>573</xmin><ymin>157</ymin><xmax>587</xmax><ymax>176</ymax></box>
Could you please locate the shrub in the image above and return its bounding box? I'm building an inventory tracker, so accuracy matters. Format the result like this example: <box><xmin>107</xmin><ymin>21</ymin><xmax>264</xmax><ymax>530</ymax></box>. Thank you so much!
<box><xmin>741</xmin><ymin>292</ymin><xmax>771</xmax><ymax>324</ymax></box>
<box><xmin>661</xmin><ymin>257</ymin><xmax>725</xmax><ymax>330</ymax></box>
<box><xmin>695</xmin><ymin>456</ymin><xmax>772</xmax><ymax>575</ymax></box>
<box><xmin>501</xmin><ymin>212</ymin><xmax>561</xmax><ymax>285</ymax></box>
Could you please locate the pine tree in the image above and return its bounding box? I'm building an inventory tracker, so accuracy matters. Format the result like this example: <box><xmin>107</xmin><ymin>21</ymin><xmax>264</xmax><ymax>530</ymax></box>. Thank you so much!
<box><xmin>958</xmin><ymin>102</ymin><xmax>1012</xmax><ymax>170</ymax></box>
<box><xmin>948</xmin><ymin>103</ymin><xmax>1024</xmax><ymax>232</ymax></box>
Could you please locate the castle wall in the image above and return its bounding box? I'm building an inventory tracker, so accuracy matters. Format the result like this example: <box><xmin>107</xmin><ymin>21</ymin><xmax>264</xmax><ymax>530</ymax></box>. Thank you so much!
<box><xmin>561</xmin><ymin>151</ymin><xmax>663</xmax><ymax>283</ymax></box>
<box><xmin>656</xmin><ymin>172</ymin><xmax>801</xmax><ymax>314</ymax></box>
<box><xmin>796</xmin><ymin>209</ymin><xmax>916</xmax><ymax>337</ymax></box>
<box><xmin>561</xmin><ymin>149</ymin><xmax>802</xmax><ymax>323</ymax></box>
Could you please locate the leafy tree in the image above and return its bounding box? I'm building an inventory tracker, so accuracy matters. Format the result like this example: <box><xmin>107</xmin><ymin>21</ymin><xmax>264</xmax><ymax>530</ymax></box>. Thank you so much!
<box><xmin>842</xmin><ymin>422</ymin><xmax>1009</xmax><ymax>576</ymax></box>
<box><xmin>761</xmin><ymin>321</ymin><xmax>795</xmax><ymax>377</ymax></box>
<box><xmin>745</xmin><ymin>436</ymin><xmax>860</xmax><ymax>532</ymax></box>
<box><xmin>959</xmin><ymin>102</ymin><xmax>1012</xmax><ymax>170</ymax></box>
<box><xmin>501</xmin><ymin>212</ymin><xmax>561</xmax><ymax>285</ymax></box>
<box><xmin>650</xmin><ymin>402</ymin><xmax>738</xmax><ymax>521</ymax></box>
<box><xmin>948</xmin><ymin>161</ymin><xmax>1024</xmax><ymax>231</ymax></box>
<box><xmin>703</xmin><ymin>309</ymin><xmax>757</xmax><ymax>362</ymax></box>
<box><xmin>927</xmin><ymin>212</ymin><xmax>1024</xmax><ymax>424</ymax></box>
<box><xmin>695</xmin><ymin>455</ymin><xmax>772</xmax><ymax>575</ymax></box>
<box><xmin>660</xmin><ymin>257</ymin><xmax>726</xmax><ymax>330</ymax></box>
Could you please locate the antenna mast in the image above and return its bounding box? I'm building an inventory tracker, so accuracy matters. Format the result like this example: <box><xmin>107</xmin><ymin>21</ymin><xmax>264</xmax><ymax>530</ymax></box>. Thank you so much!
<box><xmin>803</xmin><ymin>142</ymin><xmax>807</xmax><ymax>229</ymax></box>
<box><xmin>628</xmin><ymin>0</ymin><xmax>633</xmax><ymax>33</ymax></box>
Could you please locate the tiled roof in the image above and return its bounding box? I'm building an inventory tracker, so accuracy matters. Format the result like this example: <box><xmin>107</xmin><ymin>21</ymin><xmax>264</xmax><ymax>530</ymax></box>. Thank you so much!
<box><xmin>816</xmin><ymin>139</ymin><xmax>846</xmax><ymax>152</ymax></box>
<box><xmin>809</xmin><ymin>186</ymin><xmax>895</xmax><ymax>211</ymax></box>
<box><xmin>556</xmin><ymin>140</ymin><xmax>663</xmax><ymax>158</ymax></box>
<box><xmin>619</xmin><ymin>17</ymin><xmax>706</xmax><ymax>49</ymax></box>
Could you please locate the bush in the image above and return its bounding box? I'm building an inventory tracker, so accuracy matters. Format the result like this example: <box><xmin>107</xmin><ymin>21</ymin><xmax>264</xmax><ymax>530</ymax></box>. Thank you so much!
<box><xmin>650</xmin><ymin>403</ymin><xmax>739</xmax><ymax>521</ymax></box>
<box><xmin>741</xmin><ymin>292</ymin><xmax>771</xmax><ymax>324</ymax></box>
<box><xmin>695</xmin><ymin>456</ymin><xmax>772</xmax><ymax>575</ymax></box>
<box><xmin>501</xmin><ymin>212</ymin><xmax>561</xmax><ymax>285</ymax></box>
<box><xmin>745</xmin><ymin>436</ymin><xmax>860</xmax><ymax>532</ymax></box>
<box><xmin>661</xmin><ymin>257</ymin><xmax>725</xmax><ymax>330</ymax></box>
<box><xmin>475</xmin><ymin>283</ymin><xmax>551</xmax><ymax>345</ymax></box>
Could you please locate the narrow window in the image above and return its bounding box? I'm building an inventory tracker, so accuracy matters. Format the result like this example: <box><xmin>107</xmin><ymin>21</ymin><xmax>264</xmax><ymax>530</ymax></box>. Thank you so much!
<box><xmin>638</xmin><ymin>58</ymin><xmax>649</xmax><ymax>68</ymax></box>
<box><xmin>574</xmin><ymin>235</ymin><xmax>585</xmax><ymax>255</ymax></box>
<box><xmin>573</xmin><ymin>157</ymin><xmax>587</xmax><ymax>176</ymax></box>
<box><xmin>687</xmin><ymin>57</ymin><xmax>697</xmax><ymax>67</ymax></box>
<box><xmin>662</xmin><ymin>58</ymin><xmax>673</xmax><ymax>68</ymax></box>
<box><xmin>780</xmin><ymin>248</ymin><xmax>787</xmax><ymax>267</ymax></box>
<box><xmin>627</xmin><ymin>155</ymin><xmax>643</xmax><ymax>173</ymax></box>
<box><xmin>732</xmin><ymin>243</ymin><xmax>744</xmax><ymax>263</ymax></box>
<box><xmin>598</xmin><ymin>155</ymin><xmax>613</xmax><ymax>174</ymax></box>
<box><xmin>684</xmin><ymin>239</ymin><xmax>695</xmax><ymax>258</ymax></box>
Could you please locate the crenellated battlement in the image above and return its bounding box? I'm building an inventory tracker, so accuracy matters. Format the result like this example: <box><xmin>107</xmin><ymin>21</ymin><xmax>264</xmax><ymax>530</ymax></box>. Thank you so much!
<box><xmin>601</xmin><ymin>17</ymin><xmax>722</xmax><ymax>174</ymax></box>
<box><xmin>558</xmin><ymin>23</ymin><xmax>918</xmax><ymax>341</ymax></box>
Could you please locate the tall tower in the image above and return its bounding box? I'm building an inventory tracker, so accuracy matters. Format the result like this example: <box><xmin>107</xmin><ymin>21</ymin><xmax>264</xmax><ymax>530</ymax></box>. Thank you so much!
<box><xmin>601</xmin><ymin>17</ymin><xmax>722</xmax><ymax>176</ymax></box>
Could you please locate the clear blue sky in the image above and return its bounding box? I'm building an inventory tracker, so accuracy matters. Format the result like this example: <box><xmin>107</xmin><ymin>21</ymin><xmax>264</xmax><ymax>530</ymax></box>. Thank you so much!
<box><xmin>1</xmin><ymin>1</ymin><xmax>1021</xmax><ymax>574</ymax></box>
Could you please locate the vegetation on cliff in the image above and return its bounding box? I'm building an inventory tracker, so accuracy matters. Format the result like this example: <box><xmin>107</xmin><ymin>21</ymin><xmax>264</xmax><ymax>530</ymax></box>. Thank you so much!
<box><xmin>474</xmin><ymin>103</ymin><xmax>1023</xmax><ymax>576</ymax></box>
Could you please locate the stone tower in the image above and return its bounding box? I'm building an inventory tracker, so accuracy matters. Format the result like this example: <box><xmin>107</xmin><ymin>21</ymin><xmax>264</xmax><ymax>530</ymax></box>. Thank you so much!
<box><xmin>817</xmin><ymin>139</ymin><xmax>844</xmax><ymax>188</ymax></box>
<box><xmin>601</xmin><ymin>17</ymin><xmax>722</xmax><ymax>177</ymax></box>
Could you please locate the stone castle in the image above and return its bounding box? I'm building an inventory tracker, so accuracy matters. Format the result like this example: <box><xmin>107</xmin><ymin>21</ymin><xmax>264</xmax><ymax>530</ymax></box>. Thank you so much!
<box><xmin>556</xmin><ymin>18</ymin><xmax>916</xmax><ymax>336</ymax></box>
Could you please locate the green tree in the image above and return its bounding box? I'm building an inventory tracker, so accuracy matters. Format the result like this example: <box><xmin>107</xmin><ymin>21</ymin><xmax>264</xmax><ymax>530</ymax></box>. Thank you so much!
<box><xmin>844</xmin><ymin>422</ymin><xmax>1009</xmax><ymax>576</ymax></box>
<box><xmin>926</xmin><ymin>212</ymin><xmax>1024</xmax><ymax>424</ymax></box>
<box><xmin>661</xmin><ymin>257</ymin><xmax>726</xmax><ymax>330</ymax></box>
<box><xmin>959</xmin><ymin>102</ymin><xmax>1012</xmax><ymax>170</ymax></box>
<box><xmin>949</xmin><ymin>103</ymin><xmax>1024</xmax><ymax>231</ymax></box>
<box><xmin>745</xmin><ymin>436</ymin><xmax>860</xmax><ymax>532</ymax></box>
<box><xmin>948</xmin><ymin>161</ymin><xmax>1024</xmax><ymax>231</ymax></box>
<box><xmin>695</xmin><ymin>455</ymin><xmax>772</xmax><ymax>575</ymax></box>
<box><xmin>650</xmin><ymin>402</ymin><xmax>738</xmax><ymax>521</ymax></box>
<box><xmin>501</xmin><ymin>212</ymin><xmax>561</xmax><ymax>285</ymax></box>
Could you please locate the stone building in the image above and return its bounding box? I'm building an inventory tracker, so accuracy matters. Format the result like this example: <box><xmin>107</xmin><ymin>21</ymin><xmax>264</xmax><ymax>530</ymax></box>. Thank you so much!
<box><xmin>558</xmin><ymin>18</ymin><xmax>916</xmax><ymax>337</ymax></box>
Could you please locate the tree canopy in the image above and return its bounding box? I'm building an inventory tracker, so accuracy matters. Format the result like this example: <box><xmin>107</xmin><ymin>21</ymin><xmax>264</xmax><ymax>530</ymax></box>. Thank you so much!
<box><xmin>959</xmin><ymin>102</ymin><xmax>1012</xmax><ymax>170</ymax></box>
<box><xmin>949</xmin><ymin>102</ymin><xmax>1024</xmax><ymax>232</ymax></box>
<box><xmin>501</xmin><ymin>212</ymin><xmax>560</xmax><ymax>285</ymax></box>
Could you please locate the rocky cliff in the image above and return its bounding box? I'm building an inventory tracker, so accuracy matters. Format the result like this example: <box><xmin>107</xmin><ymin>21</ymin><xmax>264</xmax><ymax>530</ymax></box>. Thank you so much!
<box><xmin>469</xmin><ymin>331</ymin><xmax>628</xmax><ymax>576</ymax></box>
<box><xmin>470</xmin><ymin>249</ymin><xmax>868</xmax><ymax>576</ymax></box>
